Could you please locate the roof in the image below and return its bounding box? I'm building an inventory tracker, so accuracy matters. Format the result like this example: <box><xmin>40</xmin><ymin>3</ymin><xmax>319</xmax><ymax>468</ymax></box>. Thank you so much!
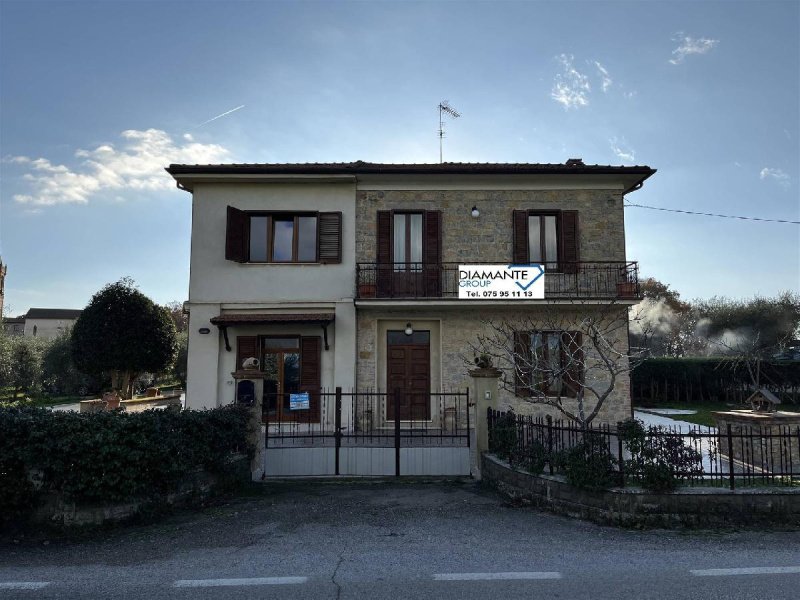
<box><xmin>210</xmin><ymin>313</ymin><xmax>335</xmax><ymax>326</ymax></box>
<box><xmin>3</xmin><ymin>317</ymin><xmax>25</xmax><ymax>324</ymax></box>
<box><xmin>24</xmin><ymin>308</ymin><xmax>83</xmax><ymax>320</ymax></box>
<box><xmin>167</xmin><ymin>160</ymin><xmax>655</xmax><ymax>177</ymax></box>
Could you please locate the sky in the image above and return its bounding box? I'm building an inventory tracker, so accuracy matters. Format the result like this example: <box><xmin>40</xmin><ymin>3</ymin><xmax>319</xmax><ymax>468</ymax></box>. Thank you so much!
<box><xmin>0</xmin><ymin>0</ymin><xmax>798</xmax><ymax>316</ymax></box>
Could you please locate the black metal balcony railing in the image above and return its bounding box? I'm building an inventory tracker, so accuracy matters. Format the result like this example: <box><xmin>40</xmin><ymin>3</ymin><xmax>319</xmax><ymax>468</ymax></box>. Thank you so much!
<box><xmin>355</xmin><ymin>261</ymin><xmax>640</xmax><ymax>300</ymax></box>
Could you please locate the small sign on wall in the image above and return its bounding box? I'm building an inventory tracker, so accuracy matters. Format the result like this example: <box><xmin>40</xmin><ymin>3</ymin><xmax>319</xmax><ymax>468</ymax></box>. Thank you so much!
<box><xmin>458</xmin><ymin>264</ymin><xmax>545</xmax><ymax>299</ymax></box>
<box><xmin>289</xmin><ymin>392</ymin><xmax>310</xmax><ymax>410</ymax></box>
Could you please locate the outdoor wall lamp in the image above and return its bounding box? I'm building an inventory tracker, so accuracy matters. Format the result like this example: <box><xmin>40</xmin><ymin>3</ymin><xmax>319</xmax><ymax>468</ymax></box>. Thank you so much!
<box><xmin>198</xmin><ymin>327</ymin><xmax>211</xmax><ymax>334</ymax></box>
<box><xmin>404</xmin><ymin>323</ymin><xmax>414</xmax><ymax>336</ymax></box>
<box><xmin>471</xmin><ymin>206</ymin><xmax>480</xmax><ymax>218</ymax></box>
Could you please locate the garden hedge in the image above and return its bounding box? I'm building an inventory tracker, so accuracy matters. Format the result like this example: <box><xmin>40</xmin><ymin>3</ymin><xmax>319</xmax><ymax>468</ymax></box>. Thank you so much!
<box><xmin>631</xmin><ymin>358</ymin><xmax>800</xmax><ymax>406</ymax></box>
<box><xmin>0</xmin><ymin>405</ymin><xmax>253</xmax><ymax>524</ymax></box>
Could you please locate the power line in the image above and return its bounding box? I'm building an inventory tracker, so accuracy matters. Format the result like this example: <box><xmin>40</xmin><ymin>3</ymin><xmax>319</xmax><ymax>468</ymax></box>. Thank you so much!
<box><xmin>624</xmin><ymin>202</ymin><xmax>800</xmax><ymax>225</ymax></box>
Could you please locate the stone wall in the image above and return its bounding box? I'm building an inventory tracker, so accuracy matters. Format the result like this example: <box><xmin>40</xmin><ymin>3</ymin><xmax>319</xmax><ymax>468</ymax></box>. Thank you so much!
<box><xmin>482</xmin><ymin>453</ymin><xmax>800</xmax><ymax>528</ymax></box>
<box><xmin>355</xmin><ymin>189</ymin><xmax>626</xmax><ymax>264</ymax></box>
<box><xmin>357</xmin><ymin>304</ymin><xmax>632</xmax><ymax>426</ymax></box>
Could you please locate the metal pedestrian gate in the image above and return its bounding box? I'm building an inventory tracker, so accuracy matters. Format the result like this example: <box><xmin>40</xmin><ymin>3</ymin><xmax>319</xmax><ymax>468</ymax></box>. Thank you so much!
<box><xmin>263</xmin><ymin>388</ymin><xmax>472</xmax><ymax>476</ymax></box>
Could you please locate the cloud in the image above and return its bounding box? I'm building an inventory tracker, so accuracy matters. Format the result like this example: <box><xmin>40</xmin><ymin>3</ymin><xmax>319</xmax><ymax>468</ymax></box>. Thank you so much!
<box><xmin>10</xmin><ymin>129</ymin><xmax>231</xmax><ymax>206</ymax></box>
<box><xmin>759</xmin><ymin>167</ymin><xmax>790</xmax><ymax>188</ymax></box>
<box><xmin>594</xmin><ymin>61</ymin><xmax>612</xmax><ymax>92</ymax></box>
<box><xmin>610</xmin><ymin>137</ymin><xmax>635</xmax><ymax>163</ymax></box>
<box><xmin>669</xmin><ymin>33</ymin><xmax>719</xmax><ymax>65</ymax></box>
<box><xmin>551</xmin><ymin>54</ymin><xmax>591</xmax><ymax>109</ymax></box>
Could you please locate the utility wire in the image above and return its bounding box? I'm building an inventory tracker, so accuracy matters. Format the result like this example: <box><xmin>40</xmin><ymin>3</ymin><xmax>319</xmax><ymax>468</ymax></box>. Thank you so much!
<box><xmin>624</xmin><ymin>201</ymin><xmax>800</xmax><ymax>225</ymax></box>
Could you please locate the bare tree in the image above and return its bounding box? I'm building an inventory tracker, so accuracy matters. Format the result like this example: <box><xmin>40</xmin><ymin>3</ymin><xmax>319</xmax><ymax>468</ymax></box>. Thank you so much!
<box><xmin>467</xmin><ymin>304</ymin><xmax>646</xmax><ymax>429</ymax></box>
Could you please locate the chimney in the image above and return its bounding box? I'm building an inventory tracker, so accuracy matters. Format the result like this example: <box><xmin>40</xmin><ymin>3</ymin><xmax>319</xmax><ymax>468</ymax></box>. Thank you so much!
<box><xmin>566</xmin><ymin>158</ymin><xmax>584</xmax><ymax>166</ymax></box>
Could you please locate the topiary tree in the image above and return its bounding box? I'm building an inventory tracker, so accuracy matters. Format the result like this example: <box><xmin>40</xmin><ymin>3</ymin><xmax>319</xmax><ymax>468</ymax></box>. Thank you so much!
<box><xmin>71</xmin><ymin>278</ymin><xmax>177</xmax><ymax>399</ymax></box>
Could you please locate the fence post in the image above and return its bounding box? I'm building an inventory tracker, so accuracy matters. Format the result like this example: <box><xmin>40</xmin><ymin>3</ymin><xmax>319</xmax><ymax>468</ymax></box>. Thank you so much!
<box><xmin>394</xmin><ymin>388</ymin><xmax>401</xmax><ymax>477</ymax></box>
<box><xmin>334</xmin><ymin>387</ymin><xmax>342</xmax><ymax>476</ymax></box>
<box><xmin>469</xmin><ymin>366</ymin><xmax>502</xmax><ymax>480</ymax></box>
<box><xmin>727</xmin><ymin>424</ymin><xmax>735</xmax><ymax>491</ymax></box>
<box><xmin>546</xmin><ymin>415</ymin><xmax>554</xmax><ymax>475</ymax></box>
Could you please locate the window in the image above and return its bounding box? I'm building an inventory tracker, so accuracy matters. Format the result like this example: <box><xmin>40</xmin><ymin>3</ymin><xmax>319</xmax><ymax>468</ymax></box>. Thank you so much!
<box><xmin>512</xmin><ymin>210</ymin><xmax>579</xmax><ymax>273</ymax></box>
<box><xmin>248</xmin><ymin>214</ymin><xmax>318</xmax><ymax>263</ymax></box>
<box><xmin>514</xmin><ymin>330</ymin><xmax>583</xmax><ymax>398</ymax></box>
<box><xmin>226</xmin><ymin>206</ymin><xmax>342</xmax><ymax>264</ymax></box>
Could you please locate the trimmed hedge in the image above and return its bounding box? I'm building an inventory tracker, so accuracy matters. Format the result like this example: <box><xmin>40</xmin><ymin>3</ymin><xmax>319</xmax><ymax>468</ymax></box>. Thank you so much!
<box><xmin>631</xmin><ymin>358</ymin><xmax>800</xmax><ymax>406</ymax></box>
<box><xmin>0</xmin><ymin>405</ymin><xmax>253</xmax><ymax>523</ymax></box>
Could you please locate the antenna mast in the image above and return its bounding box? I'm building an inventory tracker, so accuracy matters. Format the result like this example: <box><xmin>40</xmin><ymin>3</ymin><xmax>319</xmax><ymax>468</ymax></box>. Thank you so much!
<box><xmin>438</xmin><ymin>101</ymin><xmax>461</xmax><ymax>163</ymax></box>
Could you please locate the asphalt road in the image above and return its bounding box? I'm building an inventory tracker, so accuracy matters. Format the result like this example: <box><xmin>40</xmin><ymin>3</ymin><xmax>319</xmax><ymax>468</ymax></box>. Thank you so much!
<box><xmin>1</xmin><ymin>479</ymin><xmax>799</xmax><ymax>599</ymax></box>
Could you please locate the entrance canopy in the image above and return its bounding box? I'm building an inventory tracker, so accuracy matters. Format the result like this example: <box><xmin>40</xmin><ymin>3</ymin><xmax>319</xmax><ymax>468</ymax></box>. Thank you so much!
<box><xmin>210</xmin><ymin>313</ymin><xmax>335</xmax><ymax>351</ymax></box>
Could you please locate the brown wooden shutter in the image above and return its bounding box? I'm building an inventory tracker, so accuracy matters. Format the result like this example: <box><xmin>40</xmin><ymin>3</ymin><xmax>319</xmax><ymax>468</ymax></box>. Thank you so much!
<box><xmin>236</xmin><ymin>336</ymin><xmax>258</xmax><ymax>371</ymax></box>
<box><xmin>300</xmin><ymin>336</ymin><xmax>322</xmax><ymax>420</ymax></box>
<box><xmin>512</xmin><ymin>210</ymin><xmax>529</xmax><ymax>264</ymax></box>
<box><xmin>423</xmin><ymin>210</ymin><xmax>442</xmax><ymax>297</ymax></box>
<box><xmin>561</xmin><ymin>331</ymin><xmax>583</xmax><ymax>398</ymax></box>
<box><xmin>560</xmin><ymin>211</ymin><xmax>579</xmax><ymax>274</ymax></box>
<box><xmin>376</xmin><ymin>210</ymin><xmax>392</xmax><ymax>297</ymax></box>
<box><xmin>513</xmin><ymin>331</ymin><xmax>532</xmax><ymax>397</ymax></box>
<box><xmin>317</xmin><ymin>212</ymin><xmax>342</xmax><ymax>264</ymax></box>
<box><xmin>225</xmin><ymin>206</ymin><xmax>248</xmax><ymax>262</ymax></box>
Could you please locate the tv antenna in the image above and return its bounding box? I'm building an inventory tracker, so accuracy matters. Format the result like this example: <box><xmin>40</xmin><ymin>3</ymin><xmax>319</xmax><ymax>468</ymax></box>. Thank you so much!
<box><xmin>438</xmin><ymin>101</ymin><xmax>461</xmax><ymax>163</ymax></box>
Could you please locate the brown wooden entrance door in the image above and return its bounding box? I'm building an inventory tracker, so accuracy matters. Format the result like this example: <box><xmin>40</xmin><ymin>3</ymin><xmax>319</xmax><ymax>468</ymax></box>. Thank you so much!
<box><xmin>386</xmin><ymin>330</ymin><xmax>431</xmax><ymax>420</ymax></box>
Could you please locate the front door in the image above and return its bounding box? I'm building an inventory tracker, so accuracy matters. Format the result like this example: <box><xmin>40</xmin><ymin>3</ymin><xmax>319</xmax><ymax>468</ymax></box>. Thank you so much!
<box><xmin>386</xmin><ymin>330</ymin><xmax>431</xmax><ymax>420</ymax></box>
<box><xmin>261</xmin><ymin>337</ymin><xmax>302</xmax><ymax>422</ymax></box>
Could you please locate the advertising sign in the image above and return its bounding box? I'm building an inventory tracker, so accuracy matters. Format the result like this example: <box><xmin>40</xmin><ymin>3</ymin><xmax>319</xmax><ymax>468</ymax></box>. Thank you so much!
<box><xmin>289</xmin><ymin>392</ymin><xmax>310</xmax><ymax>410</ymax></box>
<box><xmin>458</xmin><ymin>264</ymin><xmax>545</xmax><ymax>299</ymax></box>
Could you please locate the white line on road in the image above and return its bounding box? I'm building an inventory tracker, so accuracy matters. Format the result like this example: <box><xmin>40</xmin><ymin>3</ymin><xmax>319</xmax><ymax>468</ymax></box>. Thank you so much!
<box><xmin>433</xmin><ymin>572</ymin><xmax>562</xmax><ymax>581</ymax></box>
<box><xmin>174</xmin><ymin>576</ymin><xmax>308</xmax><ymax>587</ymax></box>
<box><xmin>691</xmin><ymin>567</ymin><xmax>800</xmax><ymax>577</ymax></box>
<box><xmin>0</xmin><ymin>582</ymin><xmax>51</xmax><ymax>590</ymax></box>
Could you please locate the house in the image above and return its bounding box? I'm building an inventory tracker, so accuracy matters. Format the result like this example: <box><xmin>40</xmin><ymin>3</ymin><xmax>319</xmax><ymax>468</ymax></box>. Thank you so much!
<box><xmin>22</xmin><ymin>308</ymin><xmax>82</xmax><ymax>340</ymax></box>
<box><xmin>167</xmin><ymin>160</ymin><xmax>655</xmax><ymax>475</ymax></box>
<box><xmin>3</xmin><ymin>316</ymin><xmax>25</xmax><ymax>336</ymax></box>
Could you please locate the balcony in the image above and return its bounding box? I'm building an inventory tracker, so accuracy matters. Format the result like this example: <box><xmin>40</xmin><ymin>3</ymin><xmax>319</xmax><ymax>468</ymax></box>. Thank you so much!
<box><xmin>355</xmin><ymin>262</ymin><xmax>640</xmax><ymax>301</ymax></box>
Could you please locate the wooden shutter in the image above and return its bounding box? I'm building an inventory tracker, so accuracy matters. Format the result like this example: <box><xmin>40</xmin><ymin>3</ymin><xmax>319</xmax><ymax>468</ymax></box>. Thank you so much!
<box><xmin>423</xmin><ymin>210</ymin><xmax>442</xmax><ymax>297</ymax></box>
<box><xmin>318</xmin><ymin>212</ymin><xmax>342</xmax><ymax>264</ymax></box>
<box><xmin>236</xmin><ymin>336</ymin><xmax>258</xmax><ymax>371</ymax></box>
<box><xmin>561</xmin><ymin>331</ymin><xmax>583</xmax><ymax>398</ymax></box>
<box><xmin>513</xmin><ymin>331</ymin><xmax>532</xmax><ymax>397</ymax></box>
<box><xmin>559</xmin><ymin>211</ymin><xmax>580</xmax><ymax>274</ymax></box>
<box><xmin>512</xmin><ymin>210</ymin><xmax>529</xmax><ymax>264</ymax></box>
<box><xmin>225</xmin><ymin>206</ymin><xmax>248</xmax><ymax>262</ymax></box>
<box><xmin>300</xmin><ymin>336</ymin><xmax>322</xmax><ymax>420</ymax></box>
<box><xmin>376</xmin><ymin>210</ymin><xmax>392</xmax><ymax>297</ymax></box>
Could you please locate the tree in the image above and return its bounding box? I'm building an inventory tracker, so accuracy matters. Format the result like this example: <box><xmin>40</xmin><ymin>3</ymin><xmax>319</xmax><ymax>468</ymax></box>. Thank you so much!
<box><xmin>468</xmin><ymin>305</ymin><xmax>644</xmax><ymax>429</ymax></box>
<box><xmin>42</xmin><ymin>329</ymin><xmax>98</xmax><ymax>396</ymax></box>
<box><xmin>71</xmin><ymin>278</ymin><xmax>177</xmax><ymax>399</ymax></box>
<box><xmin>172</xmin><ymin>332</ymin><xmax>188</xmax><ymax>388</ymax></box>
<box><xmin>163</xmin><ymin>301</ymin><xmax>188</xmax><ymax>333</ymax></box>
<box><xmin>8</xmin><ymin>336</ymin><xmax>46</xmax><ymax>395</ymax></box>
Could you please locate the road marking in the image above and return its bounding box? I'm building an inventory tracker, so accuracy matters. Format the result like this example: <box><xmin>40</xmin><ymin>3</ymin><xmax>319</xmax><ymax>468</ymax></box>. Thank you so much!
<box><xmin>0</xmin><ymin>582</ymin><xmax>51</xmax><ymax>590</ymax></box>
<box><xmin>691</xmin><ymin>567</ymin><xmax>800</xmax><ymax>577</ymax></box>
<box><xmin>174</xmin><ymin>576</ymin><xmax>308</xmax><ymax>587</ymax></box>
<box><xmin>433</xmin><ymin>572</ymin><xmax>562</xmax><ymax>581</ymax></box>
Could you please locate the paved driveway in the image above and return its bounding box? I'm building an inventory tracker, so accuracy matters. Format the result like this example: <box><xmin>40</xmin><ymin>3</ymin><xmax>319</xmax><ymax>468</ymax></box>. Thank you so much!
<box><xmin>1</xmin><ymin>480</ymin><xmax>799</xmax><ymax>599</ymax></box>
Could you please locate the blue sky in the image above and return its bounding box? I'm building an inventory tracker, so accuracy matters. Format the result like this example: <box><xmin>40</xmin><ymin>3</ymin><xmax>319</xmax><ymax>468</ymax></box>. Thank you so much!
<box><xmin>1</xmin><ymin>0</ymin><xmax>798</xmax><ymax>315</ymax></box>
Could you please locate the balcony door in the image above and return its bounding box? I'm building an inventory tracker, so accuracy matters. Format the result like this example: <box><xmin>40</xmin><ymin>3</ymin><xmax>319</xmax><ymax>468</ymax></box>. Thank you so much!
<box><xmin>392</xmin><ymin>213</ymin><xmax>424</xmax><ymax>296</ymax></box>
<box><xmin>386</xmin><ymin>330</ymin><xmax>431</xmax><ymax>420</ymax></box>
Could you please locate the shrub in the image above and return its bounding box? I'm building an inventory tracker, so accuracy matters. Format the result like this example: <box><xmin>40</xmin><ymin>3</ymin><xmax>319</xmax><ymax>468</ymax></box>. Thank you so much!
<box><xmin>553</xmin><ymin>433</ymin><xmax>618</xmax><ymax>490</ymax></box>
<box><xmin>0</xmin><ymin>405</ymin><xmax>253</xmax><ymax>524</ymax></box>
<box><xmin>509</xmin><ymin>439</ymin><xmax>548</xmax><ymax>475</ymax></box>
<box><xmin>489</xmin><ymin>411</ymin><xmax>518</xmax><ymax>460</ymax></box>
<box><xmin>618</xmin><ymin>418</ymin><xmax>703</xmax><ymax>492</ymax></box>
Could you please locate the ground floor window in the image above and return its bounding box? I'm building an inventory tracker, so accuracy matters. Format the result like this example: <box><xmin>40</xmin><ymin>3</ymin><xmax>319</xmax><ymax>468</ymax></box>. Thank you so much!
<box><xmin>514</xmin><ymin>330</ymin><xmax>583</xmax><ymax>398</ymax></box>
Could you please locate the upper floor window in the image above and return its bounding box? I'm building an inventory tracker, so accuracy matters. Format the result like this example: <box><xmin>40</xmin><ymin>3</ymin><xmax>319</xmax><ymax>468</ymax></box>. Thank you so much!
<box><xmin>513</xmin><ymin>210</ymin><xmax>579</xmax><ymax>274</ymax></box>
<box><xmin>392</xmin><ymin>212</ymin><xmax>423</xmax><ymax>271</ymax></box>
<box><xmin>226</xmin><ymin>206</ymin><xmax>342</xmax><ymax>264</ymax></box>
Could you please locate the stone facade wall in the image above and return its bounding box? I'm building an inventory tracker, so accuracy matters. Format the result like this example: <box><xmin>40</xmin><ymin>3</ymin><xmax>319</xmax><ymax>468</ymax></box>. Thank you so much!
<box><xmin>357</xmin><ymin>305</ymin><xmax>632</xmax><ymax>426</ymax></box>
<box><xmin>355</xmin><ymin>189</ymin><xmax>626</xmax><ymax>264</ymax></box>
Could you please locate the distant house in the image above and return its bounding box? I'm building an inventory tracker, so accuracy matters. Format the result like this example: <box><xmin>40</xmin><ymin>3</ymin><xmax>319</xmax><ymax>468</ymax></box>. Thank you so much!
<box><xmin>3</xmin><ymin>316</ymin><xmax>25</xmax><ymax>336</ymax></box>
<box><xmin>22</xmin><ymin>308</ymin><xmax>82</xmax><ymax>340</ymax></box>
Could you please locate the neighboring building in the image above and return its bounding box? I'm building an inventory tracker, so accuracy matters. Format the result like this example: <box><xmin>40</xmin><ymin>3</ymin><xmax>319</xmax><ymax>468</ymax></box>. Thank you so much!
<box><xmin>3</xmin><ymin>316</ymin><xmax>25</xmax><ymax>336</ymax></box>
<box><xmin>0</xmin><ymin>258</ymin><xmax>6</xmax><ymax>317</ymax></box>
<box><xmin>22</xmin><ymin>308</ymin><xmax>82</xmax><ymax>340</ymax></box>
<box><xmin>169</xmin><ymin>160</ymin><xmax>655</xmax><ymax>431</ymax></box>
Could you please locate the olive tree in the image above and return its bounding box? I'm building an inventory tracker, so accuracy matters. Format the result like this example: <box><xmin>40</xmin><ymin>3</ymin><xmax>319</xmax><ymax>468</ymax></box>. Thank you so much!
<box><xmin>71</xmin><ymin>278</ymin><xmax>177</xmax><ymax>399</ymax></box>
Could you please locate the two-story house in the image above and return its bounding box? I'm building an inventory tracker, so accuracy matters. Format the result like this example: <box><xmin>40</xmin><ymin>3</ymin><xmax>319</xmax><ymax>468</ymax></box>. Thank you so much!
<box><xmin>168</xmin><ymin>161</ymin><xmax>655</xmax><ymax>474</ymax></box>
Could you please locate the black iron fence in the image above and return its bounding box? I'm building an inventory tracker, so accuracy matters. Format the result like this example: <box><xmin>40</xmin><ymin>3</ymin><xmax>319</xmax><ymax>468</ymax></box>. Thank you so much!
<box><xmin>487</xmin><ymin>409</ymin><xmax>800</xmax><ymax>490</ymax></box>
<box><xmin>266</xmin><ymin>388</ymin><xmax>471</xmax><ymax>476</ymax></box>
<box><xmin>356</xmin><ymin>261</ymin><xmax>639</xmax><ymax>299</ymax></box>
